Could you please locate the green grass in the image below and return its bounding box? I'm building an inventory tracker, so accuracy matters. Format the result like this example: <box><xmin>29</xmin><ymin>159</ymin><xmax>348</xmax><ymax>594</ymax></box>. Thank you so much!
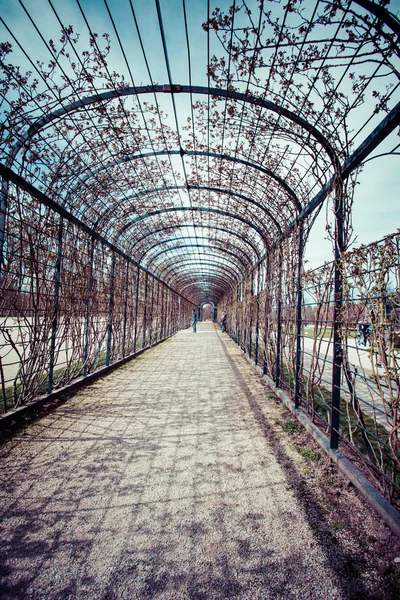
<box><xmin>303</xmin><ymin>325</ymin><xmax>359</xmax><ymax>339</ymax></box>
<box><xmin>283</xmin><ymin>419</ymin><xmax>301</xmax><ymax>433</ymax></box>
<box><xmin>298</xmin><ymin>447</ymin><xmax>321</xmax><ymax>461</ymax></box>
<box><xmin>303</xmin><ymin>325</ymin><xmax>333</xmax><ymax>339</ymax></box>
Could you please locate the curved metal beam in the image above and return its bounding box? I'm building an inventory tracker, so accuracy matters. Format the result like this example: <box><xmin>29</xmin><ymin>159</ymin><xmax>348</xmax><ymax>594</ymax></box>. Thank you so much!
<box><xmin>134</xmin><ymin>224</ymin><xmax>261</xmax><ymax>260</ymax></box>
<box><xmin>175</xmin><ymin>276</ymin><xmax>234</xmax><ymax>296</ymax></box>
<box><xmin>160</xmin><ymin>257</ymin><xmax>239</xmax><ymax>282</ymax></box>
<box><xmin>97</xmin><ymin>185</ymin><xmax>283</xmax><ymax>234</ymax></box>
<box><xmin>180</xmin><ymin>278</ymin><xmax>231</xmax><ymax>292</ymax></box>
<box><xmin>198</xmin><ymin>300</ymin><xmax>216</xmax><ymax>308</ymax></box>
<box><xmin>146</xmin><ymin>243</ymin><xmax>248</xmax><ymax>272</ymax></box>
<box><xmin>155</xmin><ymin>254</ymin><xmax>243</xmax><ymax>281</ymax></box>
<box><xmin>115</xmin><ymin>206</ymin><xmax>269</xmax><ymax>248</ymax></box>
<box><xmin>353</xmin><ymin>0</ymin><xmax>400</xmax><ymax>38</ymax></box>
<box><xmin>67</xmin><ymin>149</ymin><xmax>301</xmax><ymax>212</ymax></box>
<box><xmin>180</xmin><ymin>280</ymin><xmax>232</xmax><ymax>299</ymax></box>
<box><xmin>10</xmin><ymin>85</ymin><xmax>339</xmax><ymax>175</ymax></box>
<box><xmin>158</xmin><ymin>258</ymin><xmax>240</xmax><ymax>284</ymax></box>
<box><xmin>180</xmin><ymin>276</ymin><xmax>231</xmax><ymax>291</ymax></box>
<box><xmin>173</xmin><ymin>281</ymin><xmax>234</xmax><ymax>303</ymax></box>
<box><xmin>140</xmin><ymin>236</ymin><xmax>253</xmax><ymax>267</ymax></box>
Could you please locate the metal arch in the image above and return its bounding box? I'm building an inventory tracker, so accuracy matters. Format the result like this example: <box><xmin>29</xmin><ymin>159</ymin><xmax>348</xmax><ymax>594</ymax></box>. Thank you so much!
<box><xmin>170</xmin><ymin>272</ymin><xmax>235</xmax><ymax>291</ymax></box>
<box><xmin>198</xmin><ymin>299</ymin><xmax>217</xmax><ymax>307</ymax></box>
<box><xmin>146</xmin><ymin>243</ymin><xmax>249</xmax><ymax>272</ymax></box>
<box><xmin>174</xmin><ymin>274</ymin><xmax>234</xmax><ymax>295</ymax></box>
<box><xmin>133</xmin><ymin>224</ymin><xmax>261</xmax><ymax>261</ymax></box>
<box><xmin>114</xmin><ymin>207</ymin><xmax>270</xmax><ymax>248</ymax></box>
<box><xmin>155</xmin><ymin>254</ymin><xmax>243</xmax><ymax>280</ymax></box>
<box><xmin>66</xmin><ymin>149</ymin><xmax>301</xmax><ymax>212</ymax></box>
<box><xmin>180</xmin><ymin>279</ymin><xmax>232</xmax><ymax>297</ymax></box>
<box><xmin>180</xmin><ymin>276</ymin><xmax>232</xmax><ymax>291</ymax></box>
<box><xmin>198</xmin><ymin>301</ymin><xmax>216</xmax><ymax>310</ymax></box>
<box><xmin>155</xmin><ymin>255</ymin><xmax>241</xmax><ymax>283</ymax></box>
<box><xmin>198</xmin><ymin>299</ymin><xmax>216</xmax><ymax>308</ymax></box>
<box><xmin>180</xmin><ymin>276</ymin><xmax>231</xmax><ymax>290</ymax></box>
<box><xmin>353</xmin><ymin>0</ymin><xmax>400</xmax><ymax>38</ymax></box>
<box><xmin>158</xmin><ymin>258</ymin><xmax>240</xmax><ymax>283</ymax></box>
<box><xmin>4</xmin><ymin>96</ymin><xmax>399</xmax><ymax>267</ymax></box>
<box><xmin>153</xmin><ymin>258</ymin><xmax>242</xmax><ymax>285</ymax></box>
<box><xmin>9</xmin><ymin>85</ymin><xmax>340</xmax><ymax>175</ymax></box>
<box><xmin>172</xmin><ymin>280</ymin><xmax>233</xmax><ymax>302</ymax></box>
<box><xmin>97</xmin><ymin>185</ymin><xmax>283</xmax><ymax>234</ymax></box>
<box><xmin>0</xmin><ymin>163</ymin><xmax>196</xmax><ymax>305</ymax></box>
<box><xmin>140</xmin><ymin>236</ymin><xmax>254</xmax><ymax>267</ymax></box>
<box><xmin>172</xmin><ymin>273</ymin><xmax>237</xmax><ymax>293</ymax></box>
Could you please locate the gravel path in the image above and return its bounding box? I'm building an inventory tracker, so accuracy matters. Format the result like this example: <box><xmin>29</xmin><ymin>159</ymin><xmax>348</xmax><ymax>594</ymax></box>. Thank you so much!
<box><xmin>0</xmin><ymin>322</ymin><xmax>398</xmax><ymax>599</ymax></box>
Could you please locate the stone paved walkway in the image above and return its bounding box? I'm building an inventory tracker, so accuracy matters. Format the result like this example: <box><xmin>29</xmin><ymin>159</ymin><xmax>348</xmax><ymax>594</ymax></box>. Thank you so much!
<box><xmin>0</xmin><ymin>323</ymin><xmax>393</xmax><ymax>599</ymax></box>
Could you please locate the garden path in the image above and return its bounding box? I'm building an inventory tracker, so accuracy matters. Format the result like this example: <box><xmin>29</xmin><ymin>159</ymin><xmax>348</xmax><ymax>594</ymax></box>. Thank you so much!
<box><xmin>0</xmin><ymin>322</ymin><xmax>393</xmax><ymax>599</ymax></box>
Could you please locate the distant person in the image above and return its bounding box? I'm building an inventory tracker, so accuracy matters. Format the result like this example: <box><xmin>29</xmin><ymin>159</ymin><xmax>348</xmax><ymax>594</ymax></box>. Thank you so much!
<box><xmin>220</xmin><ymin>312</ymin><xmax>227</xmax><ymax>333</ymax></box>
<box><xmin>357</xmin><ymin>320</ymin><xmax>369</xmax><ymax>346</ymax></box>
<box><xmin>357</xmin><ymin>320</ymin><xmax>364</xmax><ymax>345</ymax></box>
<box><xmin>191</xmin><ymin>310</ymin><xmax>197</xmax><ymax>333</ymax></box>
<box><xmin>364</xmin><ymin>320</ymin><xmax>371</xmax><ymax>346</ymax></box>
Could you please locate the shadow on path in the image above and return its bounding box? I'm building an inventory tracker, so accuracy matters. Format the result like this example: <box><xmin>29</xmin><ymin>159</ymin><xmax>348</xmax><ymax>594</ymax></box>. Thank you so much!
<box><xmin>0</xmin><ymin>324</ymin><xmax>393</xmax><ymax>599</ymax></box>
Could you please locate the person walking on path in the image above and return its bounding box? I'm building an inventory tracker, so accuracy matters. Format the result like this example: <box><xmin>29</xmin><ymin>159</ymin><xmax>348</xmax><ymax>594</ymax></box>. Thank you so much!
<box><xmin>191</xmin><ymin>309</ymin><xmax>197</xmax><ymax>333</ymax></box>
<box><xmin>220</xmin><ymin>311</ymin><xmax>227</xmax><ymax>332</ymax></box>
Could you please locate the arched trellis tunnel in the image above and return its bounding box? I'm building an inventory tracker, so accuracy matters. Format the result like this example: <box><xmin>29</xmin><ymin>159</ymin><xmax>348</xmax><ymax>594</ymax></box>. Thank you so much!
<box><xmin>0</xmin><ymin>0</ymin><xmax>400</xmax><ymax>520</ymax></box>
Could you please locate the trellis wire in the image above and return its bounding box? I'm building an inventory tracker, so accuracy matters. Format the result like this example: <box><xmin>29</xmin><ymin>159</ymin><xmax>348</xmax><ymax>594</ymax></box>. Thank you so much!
<box><xmin>0</xmin><ymin>175</ymin><xmax>195</xmax><ymax>413</ymax></box>
<box><xmin>224</xmin><ymin>231</ymin><xmax>400</xmax><ymax>503</ymax></box>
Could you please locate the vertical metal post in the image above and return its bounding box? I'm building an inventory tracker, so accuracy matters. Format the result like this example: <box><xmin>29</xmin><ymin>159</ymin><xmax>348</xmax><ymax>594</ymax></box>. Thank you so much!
<box><xmin>164</xmin><ymin>290</ymin><xmax>168</xmax><ymax>337</ymax></box>
<box><xmin>237</xmin><ymin>284</ymin><xmax>241</xmax><ymax>346</ymax></box>
<box><xmin>178</xmin><ymin>295</ymin><xmax>182</xmax><ymax>329</ymax></box>
<box><xmin>275</xmin><ymin>245</ymin><xmax>284</xmax><ymax>387</ymax></box>
<box><xmin>149</xmin><ymin>275</ymin><xmax>155</xmax><ymax>345</ymax></box>
<box><xmin>83</xmin><ymin>237</ymin><xmax>95</xmax><ymax>377</ymax></box>
<box><xmin>0</xmin><ymin>180</ymin><xmax>8</xmax><ymax>272</ymax></box>
<box><xmin>249</xmin><ymin>306</ymin><xmax>253</xmax><ymax>359</ymax></box>
<box><xmin>142</xmin><ymin>272</ymin><xmax>149</xmax><ymax>348</ymax></box>
<box><xmin>160</xmin><ymin>283</ymin><xmax>165</xmax><ymax>340</ymax></box>
<box><xmin>154</xmin><ymin>279</ymin><xmax>160</xmax><ymax>341</ymax></box>
<box><xmin>275</xmin><ymin>299</ymin><xmax>282</xmax><ymax>388</ymax></box>
<box><xmin>48</xmin><ymin>216</ymin><xmax>64</xmax><ymax>394</ymax></box>
<box><xmin>255</xmin><ymin>306</ymin><xmax>259</xmax><ymax>365</ymax></box>
<box><xmin>263</xmin><ymin>281</ymin><xmax>268</xmax><ymax>375</ymax></box>
<box><xmin>294</xmin><ymin>225</ymin><xmax>303</xmax><ymax>409</ymax></box>
<box><xmin>166</xmin><ymin>292</ymin><xmax>171</xmax><ymax>336</ymax></box>
<box><xmin>170</xmin><ymin>293</ymin><xmax>175</xmax><ymax>335</ymax></box>
<box><xmin>330</xmin><ymin>190</ymin><xmax>345</xmax><ymax>449</ymax></box>
<box><xmin>106</xmin><ymin>251</ymin><xmax>116</xmax><ymax>367</ymax></box>
<box><xmin>170</xmin><ymin>292</ymin><xmax>175</xmax><ymax>335</ymax></box>
<box><xmin>133</xmin><ymin>265</ymin><xmax>141</xmax><ymax>353</ymax></box>
<box><xmin>122</xmin><ymin>260</ymin><xmax>130</xmax><ymax>358</ymax></box>
<box><xmin>263</xmin><ymin>255</ymin><xmax>270</xmax><ymax>376</ymax></box>
<box><xmin>170</xmin><ymin>292</ymin><xmax>174</xmax><ymax>335</ymax></box>
<box><xmin>255</xmin><ymin>265</ymin><xmax>260</xmax><ymax>366</ymax></box>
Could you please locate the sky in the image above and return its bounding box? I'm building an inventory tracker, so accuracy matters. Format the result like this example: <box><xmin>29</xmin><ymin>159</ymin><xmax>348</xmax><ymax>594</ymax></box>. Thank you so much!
<box><xmin>0</xmin><ymin>0</ymin><xmax>399</xmax><ymax>272</ymax></box>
